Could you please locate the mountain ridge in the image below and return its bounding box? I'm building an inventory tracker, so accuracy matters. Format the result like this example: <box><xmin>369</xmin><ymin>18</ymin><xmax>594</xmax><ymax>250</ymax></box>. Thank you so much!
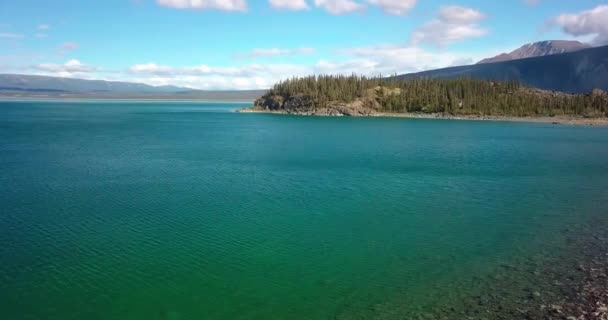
<box><xmin>477</xmin><ymin>40</ymin><xmax>591</xmax><ymax>64</ymax></box>
<box><xmin>399</xmin><ymin>44</ymin><xmax>608</xmax><ymax>93</ymax></box>
<box><xmin>0</xmin><ymin>74</ymin><xmax>190</xmax><ymax>93</ymax></box>
<box><xmin>0</xmin><ymin>74</ymin><xmax>266</xmax><ymax>101</ymax></box>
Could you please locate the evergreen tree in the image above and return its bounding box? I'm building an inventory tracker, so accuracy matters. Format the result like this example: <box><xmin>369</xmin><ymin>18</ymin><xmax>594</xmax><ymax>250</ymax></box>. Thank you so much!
<box><xmin>261</xmin><ymin>75</ymin><xmax>607</xmax><ymax>117</ymax></box>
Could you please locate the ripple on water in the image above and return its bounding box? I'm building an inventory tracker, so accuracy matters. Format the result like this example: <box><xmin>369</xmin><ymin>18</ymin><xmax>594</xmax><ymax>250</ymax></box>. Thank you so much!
<box><xmin>1</xmin><ymin>101</ymin><xmax>608</xmax><ymax>320</ymax></box>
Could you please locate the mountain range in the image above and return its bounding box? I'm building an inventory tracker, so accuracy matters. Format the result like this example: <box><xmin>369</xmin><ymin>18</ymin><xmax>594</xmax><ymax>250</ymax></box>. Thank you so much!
<box><xmin>0</xmin><ymin>74</ymin><xmax>188</xmax><ymax>93</ymax></box>
<box><xmin>0</xmin><ymin>74</ymin><xmax>264</xmax><ymax>101</ymax></box>
<box><xmin>399</xmin><ymin>44</ymin><xmax>608</xmax><ymax>93</ymax></box>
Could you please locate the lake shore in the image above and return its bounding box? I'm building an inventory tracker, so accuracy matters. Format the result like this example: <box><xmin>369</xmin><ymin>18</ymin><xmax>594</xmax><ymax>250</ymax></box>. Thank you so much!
<box><xmin>343</xmin><ymin>216</ymin><xmax>608</xmax><ymax>320</ymax></box>
<box><xmin>237</xmin><ymin>107</ymin><xmax>608</xmax><ymax>126</ymax></box>
<box><xmin>429</xmin><ymin>217</ymin><xmax>608</xmax><ymax>320</ymax></box>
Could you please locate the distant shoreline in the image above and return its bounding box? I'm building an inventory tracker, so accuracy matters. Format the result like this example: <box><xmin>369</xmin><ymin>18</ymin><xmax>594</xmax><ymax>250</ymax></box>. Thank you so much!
<box><xmin>0</xmin><ymin>97</ymin><xmax>253</xmax><ymax>103</ymax></box>
<box><xmin>237</xmin><ymin>108</ymin><xmax>608</xmax><ymax>126</ymax></box>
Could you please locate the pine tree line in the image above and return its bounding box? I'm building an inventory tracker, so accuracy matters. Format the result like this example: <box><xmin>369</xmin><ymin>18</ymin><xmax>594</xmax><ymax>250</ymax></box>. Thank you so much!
<box><xmin>263</xmin><ymin>75</ymin><xmax>607</xmax><ymax>117</ymax></box>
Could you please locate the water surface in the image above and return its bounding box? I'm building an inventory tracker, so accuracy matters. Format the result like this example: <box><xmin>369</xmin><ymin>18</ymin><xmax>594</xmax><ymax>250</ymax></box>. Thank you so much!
<box><xmin>1</xmin><ymin>101</ymin><xmax>607</xmax><ymax>320</ymax></box>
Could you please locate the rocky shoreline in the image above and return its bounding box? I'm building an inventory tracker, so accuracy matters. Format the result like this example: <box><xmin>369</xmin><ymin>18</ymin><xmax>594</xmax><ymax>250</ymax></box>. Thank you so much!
<box><xmin>438</xmin><ymin>217</ymin><xmax>608</xmax><ymax>320</ymax></box>
<box><xmin>237</xmin><ymin>107</ymin><xmax>608</xmax><ymax>126</ymax></box>
<box><xmin>331</xmin><ymin>216</ymin><xmax>608</xmax><ymax>320</ymax></box>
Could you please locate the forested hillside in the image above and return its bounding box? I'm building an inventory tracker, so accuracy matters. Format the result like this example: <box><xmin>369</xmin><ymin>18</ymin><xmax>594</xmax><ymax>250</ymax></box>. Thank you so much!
<box><xmin>250</xmin><ymin>75</ymin><xmax>608</xmax><ymax>117</ymax></box>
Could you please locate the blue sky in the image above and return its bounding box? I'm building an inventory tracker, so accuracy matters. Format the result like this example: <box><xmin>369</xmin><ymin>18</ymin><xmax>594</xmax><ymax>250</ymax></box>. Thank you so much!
<box><xmin>0</xmin><ymin>0</ymin><xmax>606</xmax><ymax>89</ymax></box>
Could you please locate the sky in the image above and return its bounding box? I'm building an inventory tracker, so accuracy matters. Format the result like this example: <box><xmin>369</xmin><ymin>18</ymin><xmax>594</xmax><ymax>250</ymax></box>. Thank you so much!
<box><xmin>0</xmin><ymin>0</ymin><xmax>607</xmax><ymax>90</ymax></box>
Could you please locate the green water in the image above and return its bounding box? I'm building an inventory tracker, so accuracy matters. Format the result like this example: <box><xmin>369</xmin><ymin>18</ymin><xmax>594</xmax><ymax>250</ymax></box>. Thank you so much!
<box><xmin>1</xmin><ymin>101</ymin><xmax>607</xmax><ymax>320</ymax></box>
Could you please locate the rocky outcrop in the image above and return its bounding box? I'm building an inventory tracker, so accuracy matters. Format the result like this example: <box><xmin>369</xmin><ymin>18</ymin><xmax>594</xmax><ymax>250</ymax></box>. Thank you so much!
<box><xmin>253</xmin><ymin>95</ymin><xmax>284</xmax><ymax>110</ymax></box>
<box><xmin>313</xmin><ymin>100</ymin><xmax>376</xmax><ymax>116</ymax></box>
<box><xmin>248</xmin><ymin>86</ymin><xmax>400</xmax><ymax>116</ymax></box>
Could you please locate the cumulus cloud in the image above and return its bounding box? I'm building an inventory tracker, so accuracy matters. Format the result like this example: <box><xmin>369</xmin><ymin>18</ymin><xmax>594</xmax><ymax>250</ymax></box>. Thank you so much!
<box><xmin>0</xmin><ymin>33</ymin><xmax>24</xmax><ymax>39</ymax></box>
<box><xmin>552</xmin><ymin>5</ymin><xmax>608</xmax><ymax>45</ymax></box>
<box><xmin>38</xmin><ymin>24</ymin><xmax>50</xmax><ymax>30</ymax></box>
<box><xmin>366</xmin><ymin>0</ymin><xmax>416</xmax><ymax>15</ymax></box>
<box><xmin>123</xmin><ymin>62</ymin><xmax>311</xmax><ymax>89</ymax></box>
<box><xmin>314</xmin><ymin>0</ymin><xmax>365</xmax><ymax>15</ymax></box>
<box><xmin>119</xmin><ymin>43</ymin><xmax>477</xmax><ymax>90</ymax></box>
<box><xmin>155</xmin><ymin>0</ymin><xmax>415</xmax><ymax>15</ymax></box>
<box><xmin>129</xmin><ymin>63</ymin><xmax>174</xmax><ymax>75</ymax></box>
<box><xmin>438</xmin><ymin>5</ymin><xmax>485</xmax><ymax>24</ymax></box>
<box><xmin>129</xmin><ymin>75</ymin><xmax>273</xmax><ymax>90</ymax></box>
<box><xmin>412</xmin><ymin>6</ymin><xmax>488</xmax><ymax>47</ymax></box>
<box><xmin>412</xmin><ymin>23</ymin><xmax>487</xmax><ymax>47</ymax></box>
<box><xmin>129</xmin><ymin>62</ymin><xmax>308</xmax><ymax>78</ymax></box>
<box><xmin>268</xmin><ymin>0</ymin><xmax>309</xmax><ymax>10</ymax></box>
<box><xmin>157</xmin><ymin>0</ymin><xmax>248</xmax><ymax>11</ymax></box>
<box><xmin>15</xmin><ymin>43</ymin><xmax>480</xmax><ymax>90</ymax></box>
<box><xmin>336</xmin><ymin>45</ymin><xmax>475</xmax><ymax>74</ymax></box>
<box><xmin>16</xmin><ymin>49</ymin><xmax>472</xmax><ymax>90</ymax></box>
<box><xmin>33</xmin><ymin>60</ymin><xmax>97</xmax><ymax>78</ymax></box>
<box><xmin>236</xmin><ymin>47</ymin><xmax>315</xmax><ymax>58</ymax></box>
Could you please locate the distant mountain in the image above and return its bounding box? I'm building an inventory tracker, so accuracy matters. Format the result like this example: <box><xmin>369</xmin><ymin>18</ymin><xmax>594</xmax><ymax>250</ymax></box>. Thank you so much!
<box><xmin>0</xmin><ymin>74</ymin><xmax>266</xmax><ymax>101</ymax></box>
<box><xmin>398</xmin><ymin>45</ymin><xmax>608</xmax><ymax>93</ymax></box>
<box><xmin>0</xmin><ymin>74</ymin><xmax>189</xmax><ymax>93</ymax></box>
<box><xmin>477</xmin><ymin>40</ymin><xmax>591</xmax><ymax>64</ymax></box>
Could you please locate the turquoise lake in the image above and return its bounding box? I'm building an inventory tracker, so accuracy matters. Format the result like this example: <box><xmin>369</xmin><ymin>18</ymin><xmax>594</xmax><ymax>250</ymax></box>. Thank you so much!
<box><xmin>1</xmin><ymin>101</ymin><xmax>607</xmax><ymax>320</ymax></box>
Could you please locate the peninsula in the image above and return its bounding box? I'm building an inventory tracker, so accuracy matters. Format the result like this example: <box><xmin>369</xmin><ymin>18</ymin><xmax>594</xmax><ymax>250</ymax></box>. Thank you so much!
<box><xmin>239</xmin><ymin>75</ymin><xmax>608</xmax><ymax>125</ymax></box>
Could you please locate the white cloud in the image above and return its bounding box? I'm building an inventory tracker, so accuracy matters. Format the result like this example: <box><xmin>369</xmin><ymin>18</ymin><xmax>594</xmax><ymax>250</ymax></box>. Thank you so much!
<box><xmin>129</xmin><ymin>62</ymin><xmax>308</xmax><ymax>78</ymax></box>
<box><xmin>366</xmin><ymin>0</ymin><xmax>415</xmax><ymax>15</ymax></box>
<box><xmin>314</xmin><ymin>0</ymin><xmax>365</xmax><ymax>15</ymax></box>
<box><xmin>553</xmin><ymin>5</ymin><xmax>608</xmax><ymax>45</ymax></box>
<box><xmin>38</xmin><ymin>24</ymin><xmax>50</xmax><ymax>30</ymax></box>
<box><xmin>0</xmin><ymin>33</ymin><xmax>24</xmax><ymax>39</ymax></box>
<box><xmin>117</xmin><ymin>43</ymin><xmax>478</xmax><ymax>90</ymax></box>
<box><xmin>124</xmin><ymin>63</ymin><xmax>311</xmax><ymax>89</ymax></box>
<box><xmin>313</xmin><ymin>59</ymin><xmax>374</xmax><ymax>75</ymax></box>
<box><xmin>236</xmin><ymin>47</ymin><xmax>315</xmax><ymax>58</ymax></box>
<box><xmin>438</xmin><ymin>5</ymin><xmax>485</xmax><ymax>24</ymax></box>
<box><xmin>412</xmin><ymin>6</ymin><xmax>487</xmax><ymax>47</ymax></box>
<box><xmin>269</xmin><ymin>0</ymin><xmax>309</xmax><ymax>10</ymax></box>
<box><xmin>16</xmin><ymin>43</ymin><xmax>482</xmax><ymax>90</ymax></box>
<box><xmin>129</xmin><ymin>63</ymin><xmax>174</xmax><ymax>75</ymax></box>
<box><xmin>33</xmin><ymin>59</ymin><xmax>97</xmax><ymax>78</ymax></box>
<box><xmin>336</xmin><ymin>45</ymin><xmax>476</xmax><ymax>74</ymax></box>
<box><xmin>268</xmin><ymin>0</ymin><xmax>416</xmax><ymax>15</ymax></box>
<box><xmin>157</xmin><ymin>0</ymin><xmax>248</xmax><ymax>11</ymax></box>
<box><xmin>129</xmin><ymin>75</ymin><xmax>274</xmax><ymax>90</ymax></box>
<box><xmin>412</xmin><ymin>23</ymin><xmax>487</xmax><ymax>47</ymax></box>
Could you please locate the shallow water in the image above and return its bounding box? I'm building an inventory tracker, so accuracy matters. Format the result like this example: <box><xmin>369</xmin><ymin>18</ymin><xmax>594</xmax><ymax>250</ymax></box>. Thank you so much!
<box><xmin>1</xmin><ymin>101</ymin><xmax>607</xmax><ymax>320</ymax></box>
